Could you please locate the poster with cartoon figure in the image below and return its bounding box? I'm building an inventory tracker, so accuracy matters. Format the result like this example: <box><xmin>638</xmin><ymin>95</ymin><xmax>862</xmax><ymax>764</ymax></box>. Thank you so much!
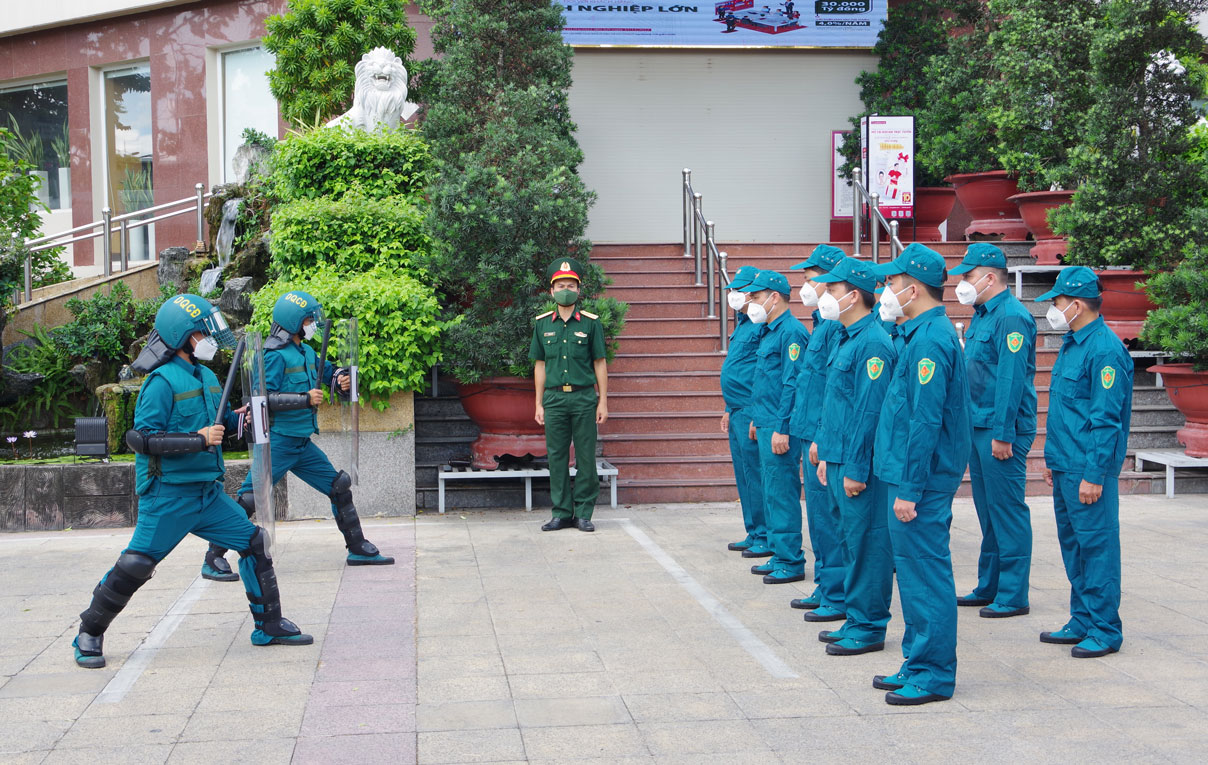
<box><xmin>865</xmin><ymin>115</ymin><xmax>914</xmax><ymax>219</ymax></box>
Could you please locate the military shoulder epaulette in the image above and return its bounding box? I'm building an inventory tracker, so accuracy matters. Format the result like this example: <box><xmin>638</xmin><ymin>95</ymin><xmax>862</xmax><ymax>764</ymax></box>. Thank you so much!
<box><xmin>580</xmin><ymin>310</ymin><xmax>598</xmax><ymax>319</ymax></box>
<box><xmin>535</xmin><ymin>310</ymin><xmax>554</xmax><ymax>320</ymax></box>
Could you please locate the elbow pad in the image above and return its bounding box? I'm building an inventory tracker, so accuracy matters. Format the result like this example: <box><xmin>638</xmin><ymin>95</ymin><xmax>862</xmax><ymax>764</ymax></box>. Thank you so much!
<box><xmin>267</xmin><ymin>392</ymin><xmax>312</xmax><ymax>411</ymax></box>
<box><xmin>125</xmin><ymin>429</ymin><xmax>207</xmax><ymax>455</ymax></box>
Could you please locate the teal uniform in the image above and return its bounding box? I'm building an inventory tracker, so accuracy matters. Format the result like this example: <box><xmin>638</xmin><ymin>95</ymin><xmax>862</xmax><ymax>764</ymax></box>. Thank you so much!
<box><xmin>746</xmin><ymin>307</ymin><xmax>810</xmax><ymax>578</ymax></box>
<box><xmin>721</xmin><ymin>311</ymin><xmax>768</xmax><ymax>550</ymax></box>
<box><xmin>873</xmin><ymin>305</ymin><xmax>971</xmax><ymax>699</ymax></box>
<box><xmin>789</xmin><ymin>312</ymin><xmax>844</xmax><ymax>608</ymax></box>
<box><xmin>1045</xmin><ymin>315</ymin><xmax>1132</xmax><ymax>651</ymax></box>
<box><xmin>815</xmin><ymin>313</ymin><xmax>896</xmax><ymax>644</ymax></box>
<box><xmin>964</xmin><ymin>290</ymin><xmax>1038</xmax><ymax>609</ymax></box>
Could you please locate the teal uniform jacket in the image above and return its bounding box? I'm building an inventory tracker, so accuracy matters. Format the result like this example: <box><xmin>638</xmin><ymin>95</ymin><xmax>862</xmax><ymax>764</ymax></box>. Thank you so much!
<box><xmin>747</xmin><ymin>310</ymin><xmax>810</xmax><ymax>433</ymax></box>
<box><xmin>134</xmin><ymin>356</ymin><xmax>241</xmax><ymax>495</ymax></box>
<box><xmin>1045</xmin><ymin>316</ymin><xmax>1133</xmax><ymax>484</ymax></box>
<box><xmin>967</xmin><ymin>291</ymin><xmax>1037</xmax><ymax>440</ymax></box>
<box><xmin>815</xmin><ymin>314</ymin><xmax>896</xmax><ymax>482</ymax></box>
<box><xmin>874</xmin><ymin>306</ymin><xmax>972</xmax><ymax>501</ymax></box>
<box><xmin>788</xmin><ymin>311</ymin><xmax>840</xmax><ymax>442</ymax></box>
<box><xmin>720</xmin><ymin>313</ymin><xmax>765</xmax><ymax>413</ymax></box>
<box><xmin>266</xmin><ymin>341</ymin><xmax>337</xmax><ymax>438</ymax></box>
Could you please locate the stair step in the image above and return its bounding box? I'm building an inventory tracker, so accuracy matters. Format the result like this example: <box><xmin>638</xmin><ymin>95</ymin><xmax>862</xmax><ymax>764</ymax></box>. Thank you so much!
<box><xmin>619</xmin><ymin>301</ymin><xmax>710</xmax><ymax>319</ymax></box>
<box><xmin>622</xmin><ymin>317</ymin><xmax>721</xmax><ymax>336</ymax></box>
<box><xmin>618</xmin><ymin>334</ymin><xmax>721</xmax><ymax>353</ymax></box>
<box><xmin>610</xmin><ymin>352</ymin><xmax>724</xmax><ymax>373</ymax></box>
<box><xmin>609</xmin><ymin>370</ymin><xmax>723</xmax><ymax>391</ymax></box>
<box><xmin>600</xmin><ymin>432</ymin><xmax>730</xmax><ymax>457</ymax></box>
<box><xmin>601</xmin><ymin>411</ymin><xmax>721</xmax><ymax>435</ymax></box>
<box><xmin>609</xmin><ymin>390</ymin><xmax>724</xmax><ymax>413</ymax></box>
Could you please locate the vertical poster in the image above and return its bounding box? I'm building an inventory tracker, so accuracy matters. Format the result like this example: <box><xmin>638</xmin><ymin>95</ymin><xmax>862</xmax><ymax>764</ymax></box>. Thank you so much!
<box><xmin>865</xmin><ymin>115</ymin><xmax>914</xmax><ymax>219</ymax></box>
<box><xmin>832</xmin><ymin>131</ymin><xmax>853</xmax><ymax>218</ymax></box>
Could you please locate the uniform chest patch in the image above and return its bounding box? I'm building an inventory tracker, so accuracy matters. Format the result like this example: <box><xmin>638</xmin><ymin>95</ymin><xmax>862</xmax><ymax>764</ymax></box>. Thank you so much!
<box><xmin>867</xmin><ymin>357</ymin><xmax>885</xmax><ymax>380</ymax></box>
<box><xmin>574</xmin><ymin>331</ymin><xmax>588</xmax><ymax>338</ymax></box>
<box><xmin>788</xmin><ymin>343</ymin><xmax>801</xmax><ymax>361</ymax></box>
<box><xmin>917</xmin><ymin>358</ymin><xmax>936</xmax><ymax>385</ymax></box>
<box><xmin>543</xmin><ymin>332</ymin><xmax>556</xmax><ymax>337</ymax></box>
<box><xmin>1006</xmin><ymin>332</ymin><xmax>1024</xmax><ymax>353</ymax></box>
<box><xmin>1101</xmin><ymin>366</ymin><xmax>1116</xmax><ymax>389</ymax></box>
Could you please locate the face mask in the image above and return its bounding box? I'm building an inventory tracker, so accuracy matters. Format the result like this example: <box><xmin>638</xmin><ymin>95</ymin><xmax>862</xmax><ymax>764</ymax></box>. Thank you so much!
<box><xmin>817</xmin><ymin>290</ymin><xmax>854</xmax><ymax>321</ymax></box>
<box><xmin>799</xmin><ymin>281</ymin><xmax>820</xmax><ymax>308</ymax></box>
<box><xmin>747</xmin><ymin>295</ymin><xmax>773</xmax><ymax>324</ymax></box>
<box><xmin>553</xmin><ymin>289</ymin><xmax>578</xmax><ymax>307</ymax></box>
<box><xmin>879</xmin><ymin>284</ymin><xmax>913</xmax><ymax>320</ymax></box>
<box><xmin>955</xmin><ymin>274</ymin><xmax>990</xmax><ymax>306</ymax></box>
<box><xmin>302</xmin><ymin>321</ymin><xmax>317</xmax><ymax>341</ymax></box>
<box><xmin>192</xmin><ymin>335</ymin><xmax>218</xmax><ymax>361</ymax></box>
<box><xmin>727</xmin><ymin>290</ymin><xmax>747</xmax><ymax>311</ymax></box>
<box><xmin>1046</xmin><ymin>302</ymin><xmax>1079</xmax><ymax>332</ymax></box>
<box><xmin>879</xmin><ymin>302</ymin><xmax>897</xmax><ymax>322</ymax></box>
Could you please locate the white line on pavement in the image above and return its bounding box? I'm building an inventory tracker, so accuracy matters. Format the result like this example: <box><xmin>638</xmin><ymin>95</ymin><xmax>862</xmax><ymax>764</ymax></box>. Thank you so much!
<box><xmin>616</xmin><ymin>518</ymin><xmax>798</xmax><ymax>680</ymax></box>
<box><xmin>95</xmin><ymin>575</ymin><xmax>212</xmax><ymax>703</ymax></box>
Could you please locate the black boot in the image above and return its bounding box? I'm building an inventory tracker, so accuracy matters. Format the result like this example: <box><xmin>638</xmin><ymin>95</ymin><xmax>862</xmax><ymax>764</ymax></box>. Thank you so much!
<box><xmin>202</xmin><ymin>544</ymin><xmax>239</xmax><ymax>582</ymax></box>
<box><xmin>75</xmin><ymin>551</ymin><xmax>156</xmax><ymax>668</ymax></box>
<box><xmin>330</xmin><ymin>471</ymin><xmax>394</xmax><ymax>565</ymax></box>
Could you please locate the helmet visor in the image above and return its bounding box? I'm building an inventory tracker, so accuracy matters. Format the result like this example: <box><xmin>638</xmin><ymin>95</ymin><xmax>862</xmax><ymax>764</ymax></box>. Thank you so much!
<box><xmin>202</xmin><ymin>306</ymin><xmax>239</xmax><ymax>349</ymax></box>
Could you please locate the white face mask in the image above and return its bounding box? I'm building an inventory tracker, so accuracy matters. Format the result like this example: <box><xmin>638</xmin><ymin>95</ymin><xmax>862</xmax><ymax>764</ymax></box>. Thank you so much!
<box><xmin>192</xmin><ymin>335</ymin><xmax>218</xmax><ymax>361</ymax></box>
<box><xmin>727</xmin><ymin>290</ymin><xmax>747</xmax><ymax>311</ymax></box>
<box><xmin>302</xmin><ymin>321</ymin><xmax>317</xmax><ymax>340</ymax></box>
<box><xmin>1046</xmin><ymin>302</ymin><xmax>1079</xmax><ymax>332</ymax></box>
<box><xmin>747</xmin><ymin>295</ymin><xmax>773</xmax><ymax>324</ymax></box>
<box><xmin>799</xmin><ymin>281</ymin><xmax>820</xmax><ymax>308</ymax></box>
<box><xmin>817</xmin><ymin>290</ymin><xmax>854</xmax><ymax>321</ymax></box>
<box><xmin>955</xmin><ymin>274</ymin><xmax>990</xmax><ymax>306</ymax></box>
<box><xmin>879</xmin><ymin>283</ymin><xmax>914</xmax><ymax>320</ymax></box>
<box><xmin>879</xmin><ymin>302</ymin><xmax>897</xmax><ymax>322</ymax></box>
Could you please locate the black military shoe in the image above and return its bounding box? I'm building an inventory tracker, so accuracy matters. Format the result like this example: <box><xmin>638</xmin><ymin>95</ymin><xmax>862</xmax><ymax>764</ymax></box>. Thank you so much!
<box><xmin>542</xmin><ymin>517</ymin><xmax>574</xmax><ymax>531</ymax></box>
<box><xmin>73</xmin><ymin>631</ymin><xmax>105</xmax><ymax>669</ymax></box>
<box><xmin>201</xmin><ymin>548</ymin><xmax>240</xmax><ymax>582</ymax></box>
<box><xmin>576</xmin><ymin>518</ymin><xmax>595</xmax><ymax>532</ymax></box>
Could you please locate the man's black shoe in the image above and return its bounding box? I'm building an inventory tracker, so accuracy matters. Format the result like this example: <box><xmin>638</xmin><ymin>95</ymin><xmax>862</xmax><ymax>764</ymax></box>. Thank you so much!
<box><xmin>956</xmin><ymin>594</ymin><xmax>992</xmax><ymax>607</ymax></box>
<box><xmin>542</xmin><ymin>517</ymin><xmax>574</xmax><ymax>531</ymax></box>
<box><xmin>576</xmin><ymin>518</ymin><xmax>595</xmax><ymax>532</ymax></box>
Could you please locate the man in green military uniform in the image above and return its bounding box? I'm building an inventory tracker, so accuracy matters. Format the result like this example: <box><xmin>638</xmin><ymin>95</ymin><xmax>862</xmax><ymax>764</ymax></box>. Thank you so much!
<box><xmin>531</xmin><ymin>257</ymin><xmax>608</xmax><ymax>532</ymax></box>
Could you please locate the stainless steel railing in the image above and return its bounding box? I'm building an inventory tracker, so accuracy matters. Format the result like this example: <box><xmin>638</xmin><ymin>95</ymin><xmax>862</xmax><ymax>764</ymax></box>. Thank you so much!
<box><xmin>681</xmin><ymin>169</ymin><xmax>732</xmax><ymax>351</ymax></box>
<box><xmin>12</xmin><ymin>182</ymin><xmax>211</xmax><ymax>304</ymax></box>
<box><xmin>850</xmin><ymin>166</ymin><xmax>905</xmax><ymax>264</ymax></box>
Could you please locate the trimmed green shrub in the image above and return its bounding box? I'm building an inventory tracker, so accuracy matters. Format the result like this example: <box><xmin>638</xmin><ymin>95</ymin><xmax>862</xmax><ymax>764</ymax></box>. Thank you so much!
<box><xmin>0</xmin><ymin>127</ymin><xmax>70</xmax><ymax>306</ymax></box>
<box><xmin>267</xmin><ymin>125</ymin><xmax>432</xmax><ymax>204</ymax></box>
<box><xmin>1141</xmin><ymin>243</ymin><xmax>1208</xmax><ymax>370</ymax></box>
<box><xmin>55</xmin><ymin>282</ymin><xmax>168</xmax><ymax>366</ymax></box>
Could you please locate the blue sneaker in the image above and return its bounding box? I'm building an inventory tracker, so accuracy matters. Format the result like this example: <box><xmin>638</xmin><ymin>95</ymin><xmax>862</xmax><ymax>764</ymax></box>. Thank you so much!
<box><xmin>1039</xmin><ymin>626</ymin><xmax>1084</xmax><ymax>645</ymax></box>
<box><xmin>762</xmin><ymin>569</ymin><xmax>805</xmax><ymax>584</ymax></box>
<box><xmin>791</xmin><ymin>590</ymin><xmax>822</xmax><ymax>610</ymax></box>
<box><xmin>73</xmin><ymin>633</ymin><xmax>105</xmax><ymax>669</ymax></box>
<box><xmin>1071</xmin><ymin>637</ymin><xmax>1119</xmax><ymax>659</ymax></box>
<box><xmin>347</xmin><ymin>552</ymin><xmax>395</xmax><ymax>566</ymax></box>
<box><xmin>750</xmin><ymin>560</ymin><xmax>776</xmax><ymax>576</ymax></box>
<box><xmin>727</xmin><ymin>536</ymin><xmax>755</xmax><ymax>551</ymax></box>
<box><xmin>873</xmin><ymin>670</ymin><xmax>910</xmax><ymax>691</ymax></box>
<box><xmin>886</xmin><ymin>683</ymin><xmax>950</xmax><ymax>706</ymax></box>
<box><xmin>979</xmin><ymin>602</ymin><xmax>1030</xmax><ymax>618</ymax></box>
<box><xmin>740</xmin><ymin>545</ymin><xmax>774</xmax><ymax>559</ymax></box>
<box><xmin>825</xmin><ymin>637</ymin><xmax>885</xmax><ymax>656</ymax></box>
<box><xmin>802</xmin><ymin>605</ymin><xmax>846</xmax><ymax>623</ymax></box>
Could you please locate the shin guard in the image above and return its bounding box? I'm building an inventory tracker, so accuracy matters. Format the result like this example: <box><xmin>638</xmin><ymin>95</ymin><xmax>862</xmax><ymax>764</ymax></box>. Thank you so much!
<box><xmin>79</xmin><ymin>551</ymin><xmax>156</xmax><ymax>637</ymax></box>
<box><xmin>237</xmin><ymin>527</ymin><xmax>313</xmax><ymax>646</ymax></box>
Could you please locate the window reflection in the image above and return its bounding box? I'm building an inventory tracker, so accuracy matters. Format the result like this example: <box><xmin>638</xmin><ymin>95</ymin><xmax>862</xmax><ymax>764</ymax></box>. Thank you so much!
<box><xmin>0</xmin><ymin>79</ymin><xmax>70</xmax><ymax>210</ymax></box>
<box><xmin>222</xmin><ymin>46</ymin><xmax>277</xmax><ymax>183</ymax></box>
<box><xmin>104</xmin><ymin>64</ymin><xmax>153</xmax><ymax>261</ymax></box>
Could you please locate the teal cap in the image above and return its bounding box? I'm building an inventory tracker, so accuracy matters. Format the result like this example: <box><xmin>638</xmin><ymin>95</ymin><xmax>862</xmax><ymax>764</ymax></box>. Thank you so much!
<box><xmin>739</xmin><ymin>270</ymin><xmax>791</xmax><ymax>296</ymax></box>
<box><xmin>871</xmin><ymin>242</ymin><xmax>948</xmax><ymax>288</ymax></box>
<box><xmin>950</xmin><ymin>242</ymin><xmax>1006</xmax><ymax>275</ymax></box>
<box><xmin>725</xmin><ymin>265</ymin><xmax>761</xmax><ymax>290</ymax></box>
<box><xmin>1034</xmin><ymin>266</ymin><xmax>1101</xmax><ymax>302</ymax></box>
<box><xmin>813</xmin><ymin>256</ymin><xmax>879</xmax><ymax>293</ymax></box>
<box><xmin>791</xmin><ymin>244</ymin><xmax>845</xmax><ymax>273</ymax></box>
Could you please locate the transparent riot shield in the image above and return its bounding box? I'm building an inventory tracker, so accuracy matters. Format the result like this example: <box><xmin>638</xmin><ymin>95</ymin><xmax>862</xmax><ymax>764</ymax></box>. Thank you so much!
<box><xmin>242</xmin><ymin>331</ymin><xmax>276</xmax><ymax>554</ymax></box>
<box><xmin>335</xmin><ymin>317</ymin><xmax>361</xmax><ymax>486</ymax></box>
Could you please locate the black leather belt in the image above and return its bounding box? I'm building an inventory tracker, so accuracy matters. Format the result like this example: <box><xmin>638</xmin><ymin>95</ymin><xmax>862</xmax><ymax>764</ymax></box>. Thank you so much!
<box><xmin>548</xmin><ymin>384</ymin><xmax>593</xmax><ymax>392</ymax></box>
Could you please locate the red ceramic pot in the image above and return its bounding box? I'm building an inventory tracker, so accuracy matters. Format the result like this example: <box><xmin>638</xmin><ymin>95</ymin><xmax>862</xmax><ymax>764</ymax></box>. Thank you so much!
<box><xmin>457</xmin><ymin>376</ymin><xmax>548</xmax><ymax>469</ymax></box>
<box><xmin>908</xmin><ymin>187</ymin><xmax>957</xmax><ymax>242</ymax></box>
<box><xmin>946</xmin><ymin>170</ymin><xmax>1029</xmax><ymax>240</ymax></box>
<box><xmin>1008</xmin><ymin>189</ymin><xmax>1075</xmax><ymax>265</ymax></box>
<box><xmin>1096</xmin><ymin>270</ymin><xmax>1154</xmax><ymax>342</ymax></box>
<box><xmin>1148</xmin><ymin>363</ymin><xmax>1208</xmax><ymax>457</ymax></box>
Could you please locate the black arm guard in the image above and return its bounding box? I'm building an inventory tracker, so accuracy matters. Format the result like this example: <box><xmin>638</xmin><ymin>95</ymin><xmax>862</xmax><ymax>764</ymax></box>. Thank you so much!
<box><xmin>330</xmin><ymin>366</ymin><xmax>352</xmax><ymax>401</ymax></box>
<box><xmin>267</xmin><ymin>392</ymin><xmax>312</xmax><ymax>411</ymax></box>
<box><xmin>125</xmin><ymin>429</ymin><xmax>207</xmax><ymax>455</ymax></box>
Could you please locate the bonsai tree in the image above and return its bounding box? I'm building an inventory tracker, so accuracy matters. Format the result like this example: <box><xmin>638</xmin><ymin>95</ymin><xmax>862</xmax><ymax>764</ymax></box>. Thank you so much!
<box><xmin>419</xmin><ymin>0</ymin><xmax>626</xmax><ymax>384</ymax></box>
<box><xmin>839</xmin><ymin>0</ymin><xmax>981</xmax><ymax>188</ymax></box>
<box><xmin>984</xmin><ymin>0</ymin><xmax>1102</xmax><ymax>192</ymax></box>
<box><xmin>1050</xmin><ymin>0</ymin><xmax>1208</xmax><ymax>271</ymax></box>
<box><xmin>1142</xmin><ymin>243</ymin><xmax>1208</xmax><ymax>370</ymax></box>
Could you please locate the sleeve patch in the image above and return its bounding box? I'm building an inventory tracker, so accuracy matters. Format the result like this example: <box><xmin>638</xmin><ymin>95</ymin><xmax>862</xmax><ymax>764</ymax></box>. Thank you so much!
<box><xmin>917</xmin><ymin>358</ymin><xmax>936</xmax><ymax>385</ymax></box>
<box><xmin>788</xmin><ymin>343</ymin><xmax>801</xmax><ymax>361</ymax></box>
<box><xmin>866</xmin><ymin>357</ymin><xmax>885</xmax><ymax>380</ymax></box>
<box><xmin>1006</xmin><ymin>331</ymin><xmax>1024</xmax><ymax>353</ymax></box>
<box><xmin>1101</xmin><ymin>366</ymin><xmax>1116</xmax><ymax>389</ymax></box>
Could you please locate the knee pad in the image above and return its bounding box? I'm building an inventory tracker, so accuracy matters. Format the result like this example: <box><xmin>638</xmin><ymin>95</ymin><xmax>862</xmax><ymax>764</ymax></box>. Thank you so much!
<box><xmin>329</xmin><ymin>470</ymin><xmax>353</xmax><ymax>505</ymax></box>
<box><xmin>80</xmin><ymin>551</ymin><xmax>156</xmax><ymax>634</ymax></box>
<box><xmin>238</xmin><ymin>527</ymin><xmax>271</xmax><ymax>562</ymax></box>
<box><xmin>236</xmin><ymin>492</ymin><xmax>256</xmax><ymax>519</ymax></box>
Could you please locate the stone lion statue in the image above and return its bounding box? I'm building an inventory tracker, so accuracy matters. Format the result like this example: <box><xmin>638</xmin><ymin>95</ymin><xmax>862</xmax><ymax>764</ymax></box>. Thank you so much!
<box><xmin>327</xmin><ymin>47</ymin><xmax>419</xmax><ymax>132</ymax></box>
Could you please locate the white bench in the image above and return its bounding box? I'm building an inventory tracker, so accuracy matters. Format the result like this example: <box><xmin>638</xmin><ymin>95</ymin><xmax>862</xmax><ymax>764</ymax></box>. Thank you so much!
<box><xmin>1134</xmin><ymin>450</ymin><xmax>1208</xmax><ymax>499</ymax></box>
<box><xmin>437</xmin><ymin>459</ymin><xmax>619</xmax><ymax>513</ymax></box>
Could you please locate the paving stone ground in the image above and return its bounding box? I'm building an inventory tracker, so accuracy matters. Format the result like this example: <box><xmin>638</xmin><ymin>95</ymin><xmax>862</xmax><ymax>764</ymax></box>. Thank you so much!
<box><xmin>1</xmin><ymin>493</ymin><xmax>1207</xmax><ymax>763</ymax></box>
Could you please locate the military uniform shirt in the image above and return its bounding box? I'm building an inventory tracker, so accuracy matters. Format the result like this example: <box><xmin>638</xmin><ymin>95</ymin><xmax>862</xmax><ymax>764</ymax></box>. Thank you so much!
<box><xmin>814</xmin><ymin>313</ymin><xmax>896</xmax><ymax>482</ymax></box>
<box><xmin>966</xmin><ymin>290</ymin><xmax>1038</xmax><ymax>440</ymax></box>
<box><xmin>873</xmin><ymin>306</ymin><xmax>972</xmax><ymax>502</ymax></box>
<box><xmin>266</xmin><ymin>340</ymin><xmax>337</xmax><ymax>438</ymax></box>
<box><xmin>1045</xmin><ymin>316</ymin><xmax>1133</xmax><ymax>484</ymax></box>
<box><xmin>529</xmin><ymin>309</ymin><xmax>606</xmax><ymax>388</ymax></box>
<box><xmin>788</xmin><ymin>311</ymin><xmax>841</xmax><ymax>442</ymax></box>
<box><xmin>746</xmin><ymin>310</ymin><xmax>810</xmax><ymax>434</ymax></box>
<box><xmin>720</xmin><ymin>313</ymin><xmax>765</xmax><ymax>413</ymax></box>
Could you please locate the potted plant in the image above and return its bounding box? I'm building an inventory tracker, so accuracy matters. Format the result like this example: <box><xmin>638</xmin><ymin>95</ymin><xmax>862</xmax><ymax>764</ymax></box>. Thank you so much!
<box><xmin>838</xmin><ymin>0</ymin><xmax>980</xmax><ymax>241</ymax></box>
<box><xmin>4</xmin><ymin>116</ymin><xmax>49</xmax><ymax>209</ymax></box>
<box><xmin>918</xmin><ymin>6</ymin><xmax>1028</xmax><ymax>240</ymax></box>
<box><xmin>986</xmin><ymin>0</ymin><xmax>1100</xmax><ymax>263</ymax></box>
<box><xmin>1049</xmin><ymin>0</ymin><xmax>1208</xmax><ymax>341</ymax></box>
<box><xmin>1144</xmin><ymin>244</ymin><xmax>1208</xmax><ymax>456</ymax></box>
<box><xmin>118</xmin><ymin>165</ymin><xmax>154</xmax><ymax>260</ymax></box>
<box><xmin>52</xmin><ymin>124</ymin><xmax>71</xmax><ymax>211</ymax></box>
<box><xmin>420</xmin><ymin>0</ymin><xmax>626</xmax><ymax>469</ymax></box>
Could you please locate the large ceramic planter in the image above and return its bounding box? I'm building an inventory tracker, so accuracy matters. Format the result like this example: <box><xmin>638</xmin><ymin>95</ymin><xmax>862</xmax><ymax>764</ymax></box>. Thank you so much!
<box><xmin>1148</xmin><ymin>364</ymin><xmax>1208</xmax><ymax>457</ymax></box>
<box><xmin>910</xmin><ymin>187</ymin><xmax>956</xmax><ymax>242</ymax></box>
<box><xmin>1008</xmin><ymin>189</ymin><xmax>1075</xmax><ymax>265</ymax></box>
<box><xmin>1097</xmin><ymin>269</ymin><xmax>1153</xmax><ymax>342</ymax></box>
<box><xmin>946</xmin><ymin>170</ymin><xmax>1029</xmax><ymax>240</ymax></box>
<box><xmin>458</xmin><ymin>376</ymin><xmax>547</xmax><ymax>469</ymax></box>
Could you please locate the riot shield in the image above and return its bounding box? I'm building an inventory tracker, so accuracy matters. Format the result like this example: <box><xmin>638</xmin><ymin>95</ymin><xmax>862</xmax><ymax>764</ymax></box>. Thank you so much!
<box><xmin>242</xmin><ymin>331</ymin><xmax>276</xmax><ymax>554</ymax></box>
<box><xmin>336</xmin><ymin>317</ymin><xmax>361</xmax><ymax>486</ymax></box>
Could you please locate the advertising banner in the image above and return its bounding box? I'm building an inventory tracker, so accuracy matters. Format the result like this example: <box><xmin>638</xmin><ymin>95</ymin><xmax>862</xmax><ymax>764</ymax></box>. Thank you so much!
<box><xmin>832</xmin><ymin>130</ymin><xmax>852</xmax><ymax>218</ymax></box>
<box><xmin>865</xmin><ymin>115</ymin><xmax>914</xmax><ymax>219</ymax></box>
<box><xmin>559</xmin><ymin>1</ymin><xmax>887</xmax><ymax>48</ymax></box>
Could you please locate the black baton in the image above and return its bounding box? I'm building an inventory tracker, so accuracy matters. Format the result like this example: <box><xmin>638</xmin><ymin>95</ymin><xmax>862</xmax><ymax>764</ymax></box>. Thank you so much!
<box><xmin>208</xmin><ymin>337</ymin><xmax>246</xmax><ymax>453</ymax></box>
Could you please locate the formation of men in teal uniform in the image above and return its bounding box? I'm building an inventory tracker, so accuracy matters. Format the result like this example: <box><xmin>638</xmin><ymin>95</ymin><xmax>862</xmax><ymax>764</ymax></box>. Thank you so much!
<box><xmin>73</xmin><ymin>295</ymin><xmax>313</xmax><ymax>668</ymax></box>
<box><xmin>719</xmin><ymin>243</ymin><xmax>1137</xmax><ymax>705</ymax></box>
<box><xmin>201</xmin><ymin>290</ymin><xmax>393</xmax><ymax>581</ymax></box>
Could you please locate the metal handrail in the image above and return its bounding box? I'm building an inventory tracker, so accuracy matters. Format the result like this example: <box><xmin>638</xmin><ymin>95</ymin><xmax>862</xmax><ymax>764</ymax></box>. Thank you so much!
<box><xmin>682</xmin><ymin>169</ymin><xmax>732</xmax><ymax>351</ymax></box>
<box><xmin>13</xmin><ymin>182</ymin><xmax>211</xmax><ymax>304</ymax></box>
<box><xmin>850</xmin><ymin>166</ymin><xmax>905</xmax><ymax>264</ymax></box>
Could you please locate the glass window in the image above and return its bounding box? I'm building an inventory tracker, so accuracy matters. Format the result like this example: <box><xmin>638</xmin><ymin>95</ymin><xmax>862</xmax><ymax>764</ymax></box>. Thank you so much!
<box><xmin>221</xmin><ymin>46</ymin><xmax>277</xmax><ymax>183</ymax></box>
<box><xmin>103</xmin><ymin>64</ymin><xmax>153</xmax><ymax>261</ymax></box>
<box><xmin>0</xmin><ymin>79</ymin><xmax>70</xmax><ymax>210</ymax></box>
